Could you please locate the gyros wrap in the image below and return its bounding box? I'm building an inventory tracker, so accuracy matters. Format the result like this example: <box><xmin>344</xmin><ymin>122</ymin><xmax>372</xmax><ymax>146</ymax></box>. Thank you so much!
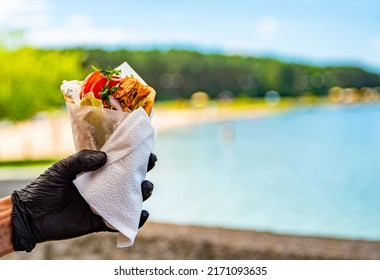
<box><xmin>61</xmin><ymin>62</ymin><xmax>156</xmax><ymax>150</ymax></box>
<box><xmin>60</xmin><ymin>62</ymin><xmax>156</xmax><ymax>247</ymax></box>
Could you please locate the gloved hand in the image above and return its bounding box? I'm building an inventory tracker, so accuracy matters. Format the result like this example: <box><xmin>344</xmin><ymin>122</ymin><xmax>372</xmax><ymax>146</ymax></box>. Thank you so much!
<box><xmin>11</xmin><ymin>149</ymin><xmax>157</xmax><ymax>252</ymax></box>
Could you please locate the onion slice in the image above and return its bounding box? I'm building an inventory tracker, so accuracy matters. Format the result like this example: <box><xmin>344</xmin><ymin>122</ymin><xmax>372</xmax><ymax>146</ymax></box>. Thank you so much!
<box><xmin>109</xmin><ymin>95</ymin><xmax>123</xmax><ymax>111</ymax></box>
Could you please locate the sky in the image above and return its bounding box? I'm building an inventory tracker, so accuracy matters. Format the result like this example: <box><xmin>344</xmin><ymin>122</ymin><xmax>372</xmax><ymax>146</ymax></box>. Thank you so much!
<box><xmin>1</xmin><ymin>0</ymin><xmax>380</xmax><ymax>72</ymax></box>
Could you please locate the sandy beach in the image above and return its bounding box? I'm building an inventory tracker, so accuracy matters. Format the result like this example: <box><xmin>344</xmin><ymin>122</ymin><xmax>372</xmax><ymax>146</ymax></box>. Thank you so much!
<box><xmin>0</xmin><ymin>103</ymin><xmax>272</xmax><ymax>162</ymax></box>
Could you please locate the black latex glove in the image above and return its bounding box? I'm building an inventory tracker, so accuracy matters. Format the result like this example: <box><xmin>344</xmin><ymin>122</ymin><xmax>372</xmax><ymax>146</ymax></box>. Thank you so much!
<box><xmin>11</xmin><ymin>149</ymin><xmax>157</xmax><ymax>252</ymax></box>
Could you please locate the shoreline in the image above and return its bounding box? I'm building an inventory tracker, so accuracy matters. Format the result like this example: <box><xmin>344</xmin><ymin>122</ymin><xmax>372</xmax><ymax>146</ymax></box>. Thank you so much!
<box><xmin>0</xmin><ymin>101</ymin><xmax>377</xmax><ymax>162</ymax></box>
<box><xmin>3</xmin><ymin>221</ymin><xmax>380</xmax><ymax>260</ymax></box>
<box><xmin>0</xmin><ymin>104</ymin><xmax>279</xmax><ymax>162</ymax></box>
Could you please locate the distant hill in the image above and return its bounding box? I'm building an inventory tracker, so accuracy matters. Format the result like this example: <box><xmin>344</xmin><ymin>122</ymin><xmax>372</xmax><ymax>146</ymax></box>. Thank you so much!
<box><xmin>0</xmin><ymin>47</ymin><xmax>379</xmax><ymax>121</ymax></box>
<box><xmin>80</xmin><ymin>48</ymin><xmax>380</xmax><ymax>100</ymax></box>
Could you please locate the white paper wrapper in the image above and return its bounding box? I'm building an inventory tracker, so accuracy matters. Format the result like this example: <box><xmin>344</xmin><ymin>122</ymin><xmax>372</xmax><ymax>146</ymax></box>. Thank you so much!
<box><xmin>66</xmin><ymin>103</ymin><xmax>129</xmax><ymax>151</ymax></box>
<box><xmin>74</xmin><ymin>107</ymin><xmax>155</xmax><ymax>247</ymax></box>
<box><xmin>62</xmin><ymin>62</ymin><xmax>155</xmax><ymax>247</ymax></box>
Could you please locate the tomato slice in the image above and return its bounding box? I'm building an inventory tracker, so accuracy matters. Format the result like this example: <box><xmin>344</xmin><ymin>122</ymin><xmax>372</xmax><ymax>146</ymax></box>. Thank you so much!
<box><xmin>108</xmin><ymin>78</ymin><xmax>121</xmax><ymax>88</ymax></box>
<box><xmin>80</xmin><ymin>71</ymin><xmax>102</xmax><ymax>99</ymax></box>
<box><xmin>90</xmin><ymin>77</ymin><xmax>108</xmax><ymax>99</ymax></box>
<box><xmin>80</xmin><ymin>71</ymin><xmax>122</xmax><ymax>100</ymax></box>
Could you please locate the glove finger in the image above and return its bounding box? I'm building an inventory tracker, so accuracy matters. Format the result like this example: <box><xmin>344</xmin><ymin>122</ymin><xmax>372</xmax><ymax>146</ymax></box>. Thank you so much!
<box><xmin>139</xmin><ymin>210</ymin><xmax>149</xmax><ymax>228</ymax></box>
<box><xmin>91</xmin><ymin>212</ymin><xmax>118</xmax><ymax>233</ymax></box>
<box><xmin>141</xmin><ymin>180</ymin><xmax>154</xmax><ymax>201</ymax></box>
<box><xmin>52</xmin><ymin>149</ymin><xmax>107</xmax><ymax>181</ymax></box>
<box><xmin>147</xmin><ymin>153</ymin><xmax>157</xmax><ymax>172</ymax></box>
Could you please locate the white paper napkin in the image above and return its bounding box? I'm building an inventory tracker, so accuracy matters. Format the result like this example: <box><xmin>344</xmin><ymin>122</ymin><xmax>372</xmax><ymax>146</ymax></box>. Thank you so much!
<box><xmin>73</xmin><ymin>107</ymin><xmax>155</xmax><ymax>247</ymax></box>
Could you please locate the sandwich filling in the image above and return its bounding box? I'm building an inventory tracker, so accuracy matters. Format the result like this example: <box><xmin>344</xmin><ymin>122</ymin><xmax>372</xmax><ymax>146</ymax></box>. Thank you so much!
<box><xmin>62</xmin><ymin>66</ymin><xmax>155</xmax><ymax>115</ymax></box>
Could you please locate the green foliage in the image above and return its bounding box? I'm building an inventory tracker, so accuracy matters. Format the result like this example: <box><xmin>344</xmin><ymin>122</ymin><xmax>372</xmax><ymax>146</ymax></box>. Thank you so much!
<box><xmin>0</xmin><ymin>47</ymin><xmax>379</xmax><ymax>121</ymax></box>
<box><xmin>0</xmin><ymin>47</ymin><xmax>83</xmax><ymax>121</ymax></box>
<box><xmin>80</xmin><ymin>48</ymin><xmax>380</xmax><ymax>100</ymax></box>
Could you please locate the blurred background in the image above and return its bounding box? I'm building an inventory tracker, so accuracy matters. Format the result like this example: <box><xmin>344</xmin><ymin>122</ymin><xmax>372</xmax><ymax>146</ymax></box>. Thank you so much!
<box><xmin>1</xmin><ymin>0</ymin><xmax>380</xmax><ymax>259</ymax></box>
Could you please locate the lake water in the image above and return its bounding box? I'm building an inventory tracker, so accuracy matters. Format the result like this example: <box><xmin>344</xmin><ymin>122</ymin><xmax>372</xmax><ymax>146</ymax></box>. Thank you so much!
<box><xmin>1</xmin><ymin>104</ymin><xmax>380</xmax><ymax>241</ymax></box>
<box><xmin>146</xmin><ymin>104</ymin><xmax>380</xmax><ymax>241</ymax></box>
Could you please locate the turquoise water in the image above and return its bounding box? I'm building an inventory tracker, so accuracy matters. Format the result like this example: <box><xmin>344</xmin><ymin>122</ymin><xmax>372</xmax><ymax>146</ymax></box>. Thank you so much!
<box><xmin>146</xmin><ymin>104</ymin><xmax>380</xmax><ymax>241</ymax></box>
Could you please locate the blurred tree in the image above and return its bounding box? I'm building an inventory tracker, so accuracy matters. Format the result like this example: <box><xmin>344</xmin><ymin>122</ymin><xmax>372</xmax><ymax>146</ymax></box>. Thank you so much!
<box><xmin>81</xmin><ymin>48</ymin><xmax>380</xmax><ymax>101</ymax></box>
<box><xmin>0</xmin><ymin>48</ymin><xmax>83</xmax><ymax>121</ymax></box>
<box><xmin>0</xmin><ymin>46</ymin><xmax>379</xmax><ymax>121</ymax></box>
